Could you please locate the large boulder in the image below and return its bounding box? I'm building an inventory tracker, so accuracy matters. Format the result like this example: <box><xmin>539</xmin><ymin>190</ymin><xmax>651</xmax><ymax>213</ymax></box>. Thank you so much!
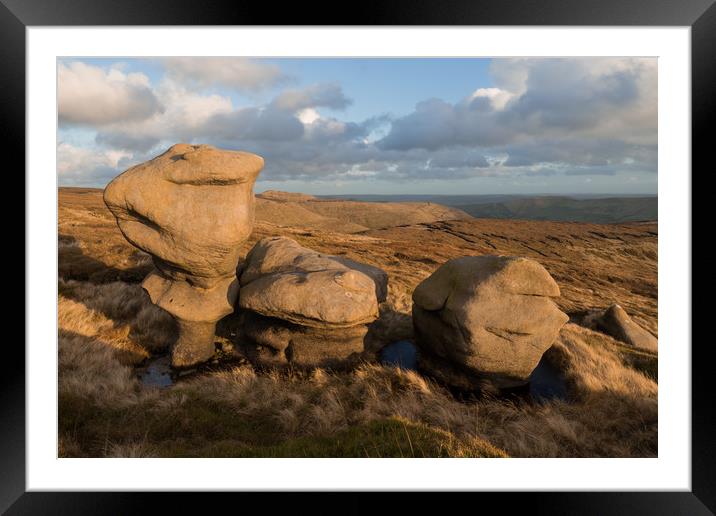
<box><xmin>412</xmin><ymin>255</ymin><xmax>568</xmax><ymax>389</ymax></box>
<box><xmin>104</xmin><ymin>143</ymin><xmax>264</xmax><ymax>368</ymax></box>
<box><xmin>596</xmin><ymin>304</ymin><xmax>658</xmax><ymax>352</ymax></box>
<box><xmin>237</xmin><ymin>236</ymin><xmax>387</xmax><ymax>366</ymax></box>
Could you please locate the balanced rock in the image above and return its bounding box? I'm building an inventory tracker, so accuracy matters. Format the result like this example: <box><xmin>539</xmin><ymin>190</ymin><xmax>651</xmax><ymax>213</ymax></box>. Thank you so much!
<box><xmin>237</xmin><ymin>236</ymin><xmax>387</xmax><ymax>366</ymax></box>
<box><xmin>104</xmin><ymin>143</ymin><xmax>264</xmax><ymax>368</ymax></box>
<box><xmin>597</xmin><ymin>304</ymin><xmax>658</xmax><ymax>352</ymax></box>
<box><xmin>412</xmin><ymin>255</ymin><xmax>568</xmax><ymax>389</ymax></box>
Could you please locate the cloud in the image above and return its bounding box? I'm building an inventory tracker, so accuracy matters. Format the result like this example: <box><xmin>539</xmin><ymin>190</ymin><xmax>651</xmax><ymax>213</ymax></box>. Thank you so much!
<box><xmin>378</xmin><ymin>58</ymin><xmax>657</xmax><ymax>151</ymax></box>
<box><xmin>205</xmin><ymin>106</ymin><xmax>305</xmax><ymax>142</ymax></box>
<box><xmin>297</xmin><ymin>108</ymin><xmax>320</xmax><ymax>124</ymax></box>
<box><xmin>57</xmin><ymin>142</ymin><xmax>133</xmax><ymax>185</ymax></box>
<box><xmin>467</xmin><ymin>87</ymin><xmax>514</xmax><ymax>110</ymax></box>
<box><xmin>58</xmin><ymin>62</ymin><xmax>163</xmax><ymax>126</ymax></box>
<box><xmin>95</xmin><ymin>131</ymin><xmax>160</xmax><ymax>154</ymax></box>
<box><xmin>160</xmin><ymin>57</ymin><xmax>285</xmax><ymax>91</ymax></box>
<box><xmin>565</xmin><ymin>168</ymin><xmax>617</xmax><ymax>176</ymax></box>
<box><xmin>94</xmin><ymin>79</ymin><xmax>234</xmax><ymax>152</ymax></box>
<box><xmin>58</xmin><ymin>58</ymin><xmax>658</xmax><ymax>188</ymax></box>
<box><xmin>501</xmin><ymin>139</ymin><xmax>656</xmax><ymax>168</ymax></box>
<box><xmin>378</xmin><ymin>99</ymin><xmax>457</xmax><ymax>151</ymax></box>
<box><xmin>429</xmin><ymin>151</ymin><xmax>490</xmax><ymax>169</ymax></box>
<box><xmin>271</xmin><ymin>83</ymin><xmax>352</xmax><ymax>112</ymax></box>
<box><xmin>93</xmin><ymin>82</ymin><xmax>354</xmax><ymax>154</ymax></box>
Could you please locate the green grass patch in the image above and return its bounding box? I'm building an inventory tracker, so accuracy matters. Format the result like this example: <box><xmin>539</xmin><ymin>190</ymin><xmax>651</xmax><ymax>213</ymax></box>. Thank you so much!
<box><xmin>59</xmin><ymin>391</ymin><xmax>283</xmax><ymax>456</ymax></box>
<box><xmin>154</xmin><ymin>418</ymin><xmax>507</xmax><ymax>458</ymax></box>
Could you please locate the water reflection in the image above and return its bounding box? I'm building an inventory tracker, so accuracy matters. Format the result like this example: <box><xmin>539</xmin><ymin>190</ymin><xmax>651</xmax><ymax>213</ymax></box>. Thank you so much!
<box><xmin>380</xmin><ymin>340</ymin><xmax>418</xmax><ymax>370</ymax></box>
<box><xmin>137</xmin><ymin>354</ymin><xmax>174</xmax><ymax>388</ymax></box>
<box><xmin>139</xmin><ymin>340</ymin><xmax>568</xmax><ymax>403</ymax></box>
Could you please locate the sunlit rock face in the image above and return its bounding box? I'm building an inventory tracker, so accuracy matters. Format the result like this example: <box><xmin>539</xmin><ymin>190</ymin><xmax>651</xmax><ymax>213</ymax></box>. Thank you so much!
<box><xmin>104</xmin><ymin>143</ymin><xmax>264</xmax><ymax>368</ymax></box>
<box><xmin>596</xmin><ymin>304</ymin><xmax>657</xmax><ymax>352</ymax></box>
<box><xmin>236</xmin><ymin>236</ymin><xmax>387</xmax><ymax>367</ymax></box>
<box><xmin>412</xmin><ymin>255</ymin><xmax>568</xmax><ymax>390</ymax></box>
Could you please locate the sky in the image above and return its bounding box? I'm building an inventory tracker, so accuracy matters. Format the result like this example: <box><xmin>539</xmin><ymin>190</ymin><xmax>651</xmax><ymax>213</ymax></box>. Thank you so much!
<box><xmin>57</xmin><ymin>57</ymin><xmax>657</xmax><ymax>195</ymax></box>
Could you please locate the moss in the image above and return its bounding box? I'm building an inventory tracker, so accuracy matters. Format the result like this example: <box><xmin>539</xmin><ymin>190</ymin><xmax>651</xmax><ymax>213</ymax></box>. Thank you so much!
<box><xmin>156</xmin><ymin>418</ymin><xmax>508</xmax><ymax>458</ymax></box>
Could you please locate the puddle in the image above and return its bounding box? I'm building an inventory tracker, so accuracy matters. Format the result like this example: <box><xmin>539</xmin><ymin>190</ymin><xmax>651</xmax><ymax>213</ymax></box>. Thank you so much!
<box><xmin>528</xmin><ymin>355</ymin><xmax>568</xmax><ymax>402</ymax></box>
<box><xmin>137</xmin><ymin>355</ymin><xmax>174</xmax><ymax>388</ymax></box>
<box><xmin>379</xmin><ymin>340</ymin><xmax>568</xmax><ymax>402</ymax></box>
<box><xmin>380</xmin><ymin>340</ymin><xmax>418</xmax><ymax>370</ymax></box>
<box><xmin>140</xmin><ymin>340</ymin><xmax>568</xmax><ymax>403</ymax></box>
<box><xmin>137</xmin><ymin>350</ymin><xmax>247</xmax><ymax>389</ymax></box>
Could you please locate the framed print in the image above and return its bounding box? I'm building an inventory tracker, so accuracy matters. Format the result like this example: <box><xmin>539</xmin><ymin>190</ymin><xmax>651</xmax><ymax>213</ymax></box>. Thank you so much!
<box><xmin>6</xmin><ymin>0</ymin><xmax>711</xmax><ymax>513</ymax></box>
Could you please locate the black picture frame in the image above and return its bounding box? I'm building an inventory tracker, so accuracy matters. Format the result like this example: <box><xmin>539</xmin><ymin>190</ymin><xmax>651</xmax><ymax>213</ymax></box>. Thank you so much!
<box><xmin>5</xmin><ymin>0</ymin><xmax>709</xmax><ymax>513</ymax></box>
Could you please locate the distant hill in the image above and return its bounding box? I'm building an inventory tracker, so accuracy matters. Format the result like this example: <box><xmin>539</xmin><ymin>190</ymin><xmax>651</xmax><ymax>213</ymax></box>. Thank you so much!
<box><xmin>256</xmin><ymin>191</ymin><xmax>471</xmax><ymax>233</ymax></box>
<box><xmin>321</xmin><ymin>194</ymin><xmax>657</xmax><ymax>224</ymax></box>
<box><xmin>457</xmin><ymin>196</ymin><xmax>657</xmax><ymax>223</ymax></box>
<box><xmin>257</xmin><ymin>190</ymin><xmax>318</xmax><ymax>202</ymax></box>
<box><xmin>61</xmin><ymin>188</ymin><xmax>656</xmax><ymax>230</ymax></box>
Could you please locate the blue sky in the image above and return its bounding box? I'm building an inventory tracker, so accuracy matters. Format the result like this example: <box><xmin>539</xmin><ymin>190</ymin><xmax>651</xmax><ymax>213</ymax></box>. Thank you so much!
<box><xmin>57</xmin><ymin>57</ymin><xmax>657</xmax><ymax>195</ymax></box>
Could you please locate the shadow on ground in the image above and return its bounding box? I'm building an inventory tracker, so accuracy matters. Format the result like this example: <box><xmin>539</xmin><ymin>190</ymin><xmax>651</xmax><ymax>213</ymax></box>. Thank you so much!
<box><xmin>59</xmin><ymin>233</ymin><xmax>152</xmax><ymax>283</ymax></box>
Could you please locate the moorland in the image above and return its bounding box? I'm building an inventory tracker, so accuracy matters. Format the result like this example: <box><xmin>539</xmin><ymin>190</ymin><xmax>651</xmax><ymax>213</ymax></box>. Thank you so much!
<box><xmin>58</xmin><ymin>187</ymin><xmax>657</xmax><ymax>458</ymax></box>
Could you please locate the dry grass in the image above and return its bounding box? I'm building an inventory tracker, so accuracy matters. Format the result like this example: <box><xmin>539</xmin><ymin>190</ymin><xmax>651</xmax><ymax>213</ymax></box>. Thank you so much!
<box><xmin>59</xmin><ymin>279</ymin><xmax>175</xmax><ymax>366</ymax></box>
<box><xmin>58</xmin><ymin>278</ymin><xmax>656</xmax><ymax>457</ymax></box>
<box><xmin>254</xmin><ymin>190</ymin><xmax>472</xmax><ymax>234</ymax></box>
<box><xmin>57</xmin><ymin>187</ymin><xmax>658</xmax><ymax>458</ymax></box>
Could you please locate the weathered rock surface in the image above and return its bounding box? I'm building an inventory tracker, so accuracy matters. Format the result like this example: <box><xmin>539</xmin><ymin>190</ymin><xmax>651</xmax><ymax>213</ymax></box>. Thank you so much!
<box><xmin>104</xmin><ymin>143</ymin><xmax>264</xmax><ymax>368</ymax></box>
<box><xmin>237</xmin><ymin>236</ymin><xmax>386</xmax><ymax>365</ymax></box>
<box><xmin>596</xmin><ymin>304</ymin><xmax>658</xmax><ymax>352</ymax></box>
<box><xmin>238</xmin><ymin>311</ymin><xmax>368</xmax><ymax>367</ymax></box>
<box><xmin>412</xmin><ymin>255</ymin><xmax>568</xmax><ymax>389</ymax></box>
<box><xmin>240</xmin><ymin>237</ymin><xmax>388</xmax><ymax>316</ymax></box>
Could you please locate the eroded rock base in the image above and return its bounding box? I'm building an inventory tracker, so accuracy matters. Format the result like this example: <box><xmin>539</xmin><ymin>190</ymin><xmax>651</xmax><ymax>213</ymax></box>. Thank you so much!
<box><xmin>417</xmin><ymin>350</ymin><xmax>527</xmax><ymax>393</ymax></box>
<box><xmin>237</xmin><ymin>311</ymin><xmax>367</xmax><ymax>368</ymax></box>
<box><xmin>171</xmin><ymin>319</ymin><xmax>218</xmax><ymax>369</ymax></box>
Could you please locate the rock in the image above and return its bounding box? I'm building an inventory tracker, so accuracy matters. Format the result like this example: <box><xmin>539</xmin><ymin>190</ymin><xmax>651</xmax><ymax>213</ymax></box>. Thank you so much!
<box><xmin>412</xmin><ymin>255</ymin><xmax>568</xmax><ymax>389</ymax></box>
<box><xmin>240</xmin><ymin>236</ymin><xmax>388</xmax><ymax>309</ymax></box>
<box><xmin>237</xmin><ymin>236</ymin><xmax>386</xmax><ymax>365</ymax></box>
<box><xmin>333</xmin><ymin>256</ymin><xmax>389</xmax><ymax>303</ymax></box>
<box><xmin>596</xmin><ymin>304</ymin><xmax>658</xmax><ymax>352</ymax></box>
<box><xmin>237</xmin><ymin>311</ymin><xmax>368</xmax><ymax>367</ymax></box>
<box><xmin>104</xmin><ymin>143</ymin><xmax>263</xmax><ymax>368</ymax></box>
<box><xmin>241</xmin><ymin>268</ymin><xmax>377</xmax><ymax>328</ymax></box>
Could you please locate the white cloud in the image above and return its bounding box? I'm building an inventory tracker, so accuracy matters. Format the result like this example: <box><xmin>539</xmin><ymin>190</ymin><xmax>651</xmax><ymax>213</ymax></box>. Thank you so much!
<box><xmin>160</xmin><ymin>57</ymin><xmax>285</xmax><ymax>91</ymax></box>
<box><xmin>94</xmin><ymin>78</ymin><xmax>234</xmax><ymax>152</ymax></box>
<box><xmin>468</xmin><ymin>87</ymin><xmax>513</xmax><ymax>110</ymax></box>
<box><xmin>58</xmin><ymin>62</ymin><xmax>162</xmax><ymax>126</ymax></box>
<box><xmin>153</xmin><ymin>79</ymin><xmax>234</xmax><ymax>131</ymax></box>
<box><xmin>57</xmin><ymin>142</ymin><xmax>132</xmax><ymax>185</ymax></box>
<box><xmin>297</xmin><ymin>108</ymin><xmax>320</xmax><ymax>124</ymax></box>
